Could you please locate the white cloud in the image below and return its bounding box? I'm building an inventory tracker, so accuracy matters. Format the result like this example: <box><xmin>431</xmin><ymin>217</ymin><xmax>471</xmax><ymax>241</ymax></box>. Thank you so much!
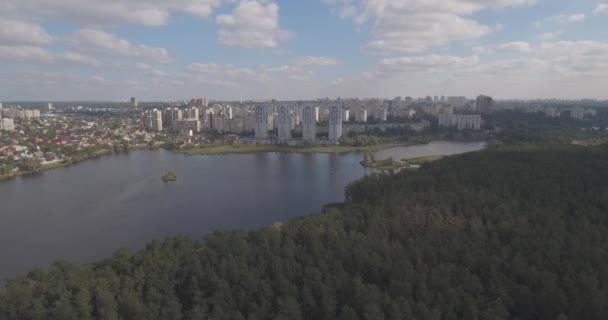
<box><xmin>553</xmin><ymin>13</ymin><xmax>586</xmax><ymax>22</ymax></box>
<box><xmin>536</xmin><ymin>13</ymin><xmax>586</xmax><ymax>26</ymax></box>
<box><xmin>0</xmin><ymin>0</ymin><xmax>229</xmax><ymax>26</ymax></box>
<box><xmin>323</xmin><ymin>0</ymin><xmax>536</xmax><ymax>54</ymax></box>
<box><xmin>498</xmin><ymin>41</ymin><xmax>532</xmax><ymax>53</ymax></box>
<box><xmin>378</xmin><ymin>54</ymin><xmax>479</xmax><ymax>73</ymax></box>
<box><xmin>538</xmin><ymin>31</ymin><xmax>563</xmax><ymax>41</ymax></box>
<box><xmin>0</xmin><ymin>20</ymin><xmax>53</xmax><ymax>45</ymax></box>
<box><xmin>264</xmin><ymin>65</ymin><xmax>314</xmax><ymax>80</ymax></box>
<box><xmin>216</xmin><ymin>0</ymin><xmax>293</xmax><ymax>48</ymax></box>
<box><xmin>328</xmin><ymin>41</ymin><xmax>608</xmax><ymax>99</ymax></box>
<box><xmin>294</xmin><ymin>56</ymin><xmax>340</xmax><ymax>66</ymax></box>
<box><xmin>594</xmin><ymin>4</ymin><xmax>608</xmax><ymax>15</ymax></box>
<box><xmin>0</xmin><ymin>45</ymin><xmax>101</xmax><ymax>66</ymax></box>
<box><xmin>66</xmin><ymin>29</ymin><xmax>171</xmax><ymax>63</ymax></box>
<box><xmin>186</xmin><ymin>63</ymin><xmax>270</xmax><ymax>82</ymax></box>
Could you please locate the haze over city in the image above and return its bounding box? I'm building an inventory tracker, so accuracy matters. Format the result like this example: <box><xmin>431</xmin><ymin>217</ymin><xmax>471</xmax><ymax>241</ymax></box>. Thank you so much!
<box><xmin>1</xmin><ymin>0</ymin><xmax>608</xmax><ymax>101</ymax></box>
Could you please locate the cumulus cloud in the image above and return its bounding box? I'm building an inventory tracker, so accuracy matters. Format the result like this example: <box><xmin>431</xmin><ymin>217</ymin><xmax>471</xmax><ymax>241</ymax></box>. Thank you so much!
<box><xmin>66</xmin><ymin>29</ymin><xmax>171</xmax><ymax>63</ymax></box>
<box><xmin>594</xmin><ymin>4</ymin><xmax>608</xmax><ymax>15</ymax></box>
<box><xmin>216</xmin><ymin>0</ymin><xmax>293</xmax><ymax>48</ymax></box>
<box><xmin>0</xmin><ymin>20</ymin><xmax>53</xmax><ymax>45</ymax></box>
<box><xmin>0</xmin><ymin>45</ymin><xmax>101</xmax><ymax>66</ymax></box>
<box><xmin>328</xmin><ymin>41</ymin><xmax>608</xmax><ymax>99</ymax></box>
<box><xmin>294</xmin><ymin>56</ymin><xmax>340</xmax><ymax>66</ymax></box>
<box><xmin>0</xmin><ymin>0</ymin><xmax>228</xmax><ymax>26</ymax></box>
<box><xmin>323</xmin><ymin>0</ymin><xmax>536</xmax><ymax>53</ymax></box>
<box><xmin>498</xmin><ymin>42</ymin><xmax>532</xmax><ymax>53</ymax></box>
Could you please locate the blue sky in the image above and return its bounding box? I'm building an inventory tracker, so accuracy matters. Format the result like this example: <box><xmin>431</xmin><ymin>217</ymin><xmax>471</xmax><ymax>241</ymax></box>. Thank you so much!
<box><xmin>0</xmin><ymin>0</ymin><xmax>607</xmax><ymax>101</ymax></box>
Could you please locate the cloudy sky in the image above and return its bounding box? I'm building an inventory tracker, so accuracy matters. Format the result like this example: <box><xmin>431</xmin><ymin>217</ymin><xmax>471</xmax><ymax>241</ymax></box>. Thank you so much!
<box><xmin>1</xmin><ymin>0</ymin><xmax>607</xmax><ymax>101</ymax></box>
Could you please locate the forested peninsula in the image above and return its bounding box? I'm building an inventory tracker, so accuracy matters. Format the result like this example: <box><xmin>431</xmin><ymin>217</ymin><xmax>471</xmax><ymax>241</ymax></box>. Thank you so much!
<box><xmin>1</xmin><ymin>144</ymin><xmax>607</xmax><ymax>320</ymax></box>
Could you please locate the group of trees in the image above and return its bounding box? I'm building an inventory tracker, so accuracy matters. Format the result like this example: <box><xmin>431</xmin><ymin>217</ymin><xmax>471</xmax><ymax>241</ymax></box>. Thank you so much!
<box><xmin>486</xmin><ymin>110</ymin><xmax>608</xmax><ymax>146</ymax></box>
<box><xmin>1</xmin><ymin>144</ymin><xmax>608</xmax><ymax>319</ymax></box>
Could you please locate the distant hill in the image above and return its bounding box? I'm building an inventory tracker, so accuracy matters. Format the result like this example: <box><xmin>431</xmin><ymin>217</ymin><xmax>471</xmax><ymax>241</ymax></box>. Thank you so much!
<box><xmin>1</xmin><ymin>144</ymin><xmax>607</xmax><ymax>320</ymax></box>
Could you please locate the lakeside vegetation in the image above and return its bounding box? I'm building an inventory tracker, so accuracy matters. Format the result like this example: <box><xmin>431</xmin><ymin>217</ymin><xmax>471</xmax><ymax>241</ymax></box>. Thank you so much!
<box><xmin>0</xmin><ymin>149</ymin><xmax>113</xmax><ymax>182</ymax></box>
<box><xmin>360</xmin><ymin>154</ymin><xmax>410</xmax><ymax>170</ymax></box>
<box><xmin>2</xmin><ymin>144</ymin><xmax>607</xmax><ymax>319</ymax></box>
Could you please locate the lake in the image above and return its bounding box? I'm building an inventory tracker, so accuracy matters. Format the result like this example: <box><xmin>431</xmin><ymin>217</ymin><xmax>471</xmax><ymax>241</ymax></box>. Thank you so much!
<box><xmin>0</xmin><ymin>141</ymin><xmax>485</xmax><ymax>281</ymax></box>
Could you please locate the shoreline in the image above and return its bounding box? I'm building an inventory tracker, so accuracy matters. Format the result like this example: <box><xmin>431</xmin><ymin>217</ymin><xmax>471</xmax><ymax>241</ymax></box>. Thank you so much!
<box><xmin>176</xmin><ymin>142</ymin><xmax>417</xmax><ymax>156</ymax></box>
<box><xmin>0</xmin><ymin>149</ymin><xmax>114</xmax><ymax>182</ymax></box>
<box><xmin>0</xmin><ymin>140</ymin><xmax>483</xmax><ymax>182</ymax></box>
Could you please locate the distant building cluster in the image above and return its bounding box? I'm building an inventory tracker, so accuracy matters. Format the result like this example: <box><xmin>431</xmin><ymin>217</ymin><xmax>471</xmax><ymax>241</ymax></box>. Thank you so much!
<box><xmin>142</xmin><ymin>107</ymin><xmax>201</xmax><ymax>133</ymax></box>
<box><xmin>438</xmin><ymin>114</ymin><xmax>482</xmax><ymax>130</ymax></box>
<box><xmin>1</xmin><ymin>109</ymin><xmax>41</xmax><ymax>119</ymax></box>
<box><xmin>134</xmin><ymin>94</ymin><xmax>604</xmax><ymax>144</ymax></box>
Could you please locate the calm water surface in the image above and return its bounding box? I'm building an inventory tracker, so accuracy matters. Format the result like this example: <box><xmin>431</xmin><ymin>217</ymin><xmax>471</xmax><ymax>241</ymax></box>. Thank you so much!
<box><xmin>0</xmin><ymin>141</ymin><xmax>484</xmax><ymax>281</ymax></box>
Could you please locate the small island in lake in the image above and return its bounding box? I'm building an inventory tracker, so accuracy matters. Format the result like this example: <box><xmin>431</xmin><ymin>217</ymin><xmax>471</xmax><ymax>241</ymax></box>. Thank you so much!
<box><xmin>162</xmin><ymin>169</ymin><xmax>177</xmax><ymax>182</ymax></box>
<box><xmin>360</xmin><ymin>153</ymin><xmax>411</xmax><ymax>170</ymax></box>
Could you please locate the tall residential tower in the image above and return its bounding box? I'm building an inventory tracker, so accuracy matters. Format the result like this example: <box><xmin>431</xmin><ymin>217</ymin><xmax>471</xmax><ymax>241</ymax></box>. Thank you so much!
<box><xmin>329</xmin><ymin>106</ymin><xmax>343</xmax><ymax>141</ymax></box>
<box><xmin>302</xmin><ymin>106</ymin><xmax>316</xmax><ymax>142</ymax></box>
<box><xmin>278</xmin><ymin>106</ymin><xmax>291</xmax><ymax>141</ymax></box>
<box><xmin>255</xmin><ymin>105</ymin><xmax>269</xmax><ymax>139</ymax></box>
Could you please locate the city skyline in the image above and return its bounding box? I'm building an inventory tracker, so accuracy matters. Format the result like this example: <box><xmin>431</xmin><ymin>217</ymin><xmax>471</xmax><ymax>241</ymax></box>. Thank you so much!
<box><xmin>1</xmin><ymin>0</ymin><xmax>608</xmax><ymax>101</ymax></box>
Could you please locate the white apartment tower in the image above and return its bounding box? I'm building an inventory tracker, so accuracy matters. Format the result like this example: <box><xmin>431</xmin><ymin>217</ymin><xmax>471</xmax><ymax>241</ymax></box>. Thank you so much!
<box><xmin>356</xmin><ymin>109</ymin><xmax>368</xmax><ymax>123</ymax></box>
<box><xmin>278</xmin><ymin>106</ymin><xmax>292</xmax><ymax>141</ymax></box>
<box><xmin>329</xmin><ymin>106</ymin><xmax>343</xmax><ymax>141</ymax></box>
<box><xmin>302</xmin><ymin>106</ymin><xmax>317</xmax><ymax>142</ymax></box>
<box><xmin>255</xmin><ymin>105</ymin><xmax>269</xmax><ymax>139</ymax></box>
<box><xmin>143</xmin><ymin>109</ymin><xmax>163</xmax><ymax>131</ymax></box>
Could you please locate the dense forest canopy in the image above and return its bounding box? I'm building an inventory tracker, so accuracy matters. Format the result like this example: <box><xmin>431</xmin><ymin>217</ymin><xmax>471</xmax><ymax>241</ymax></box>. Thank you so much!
<box><xmin>1</xmin><ymin>144</ymin><xmax>608</xmax><ymax>320</ymax></box>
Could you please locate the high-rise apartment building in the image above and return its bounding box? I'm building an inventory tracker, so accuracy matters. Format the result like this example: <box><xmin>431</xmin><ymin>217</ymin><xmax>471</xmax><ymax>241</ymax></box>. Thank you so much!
<box><xmin>163</xmin><ymin>108</ymin><xmax>182</xmax><ymax>129</ymax></box>
<box><xmin>343</xmin><ymin>109</ymin><xmax>351</xmax><ymax>122</ymax></box>
<box><xmin>302</xmin><ymin>106</ymin><xmax>316</xmax><ymax>142</ymax></box>
<box><xmin>255</xmin><ymin>105</ymin><xmax>269</xmax><ymax>139</ymax></box>
<box><xmin>356</xmin><ymin>109</ymin><xmax>368</xmax><ymax>123</ymax></box>
<box><xmin>130</xmin><ymin>97</ymin><xmax>138</xmax><ymax>107</ymax></box>
<box><xmin>143</xmin><ymin>109</ymin><xmax>163</xmax><ymax>131</ymax></box>
<box><xmin>475</xmin><ymin>95</ymin><xmax>494</xmax><ymax>114</ymax></box>
<box><xmin>185</xmin><ymin>107</ymin><xmax>199</xmax><ymax>120</ymax></box>
<box><xmin>278</xmin><ymin>106</ymin><xmax>291</xmax><ymax>141</ymax></box>
<box><xmin>329</xmin><ymin>106</ymin><xmax>343</xmax><ymax>141</ymax></box>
